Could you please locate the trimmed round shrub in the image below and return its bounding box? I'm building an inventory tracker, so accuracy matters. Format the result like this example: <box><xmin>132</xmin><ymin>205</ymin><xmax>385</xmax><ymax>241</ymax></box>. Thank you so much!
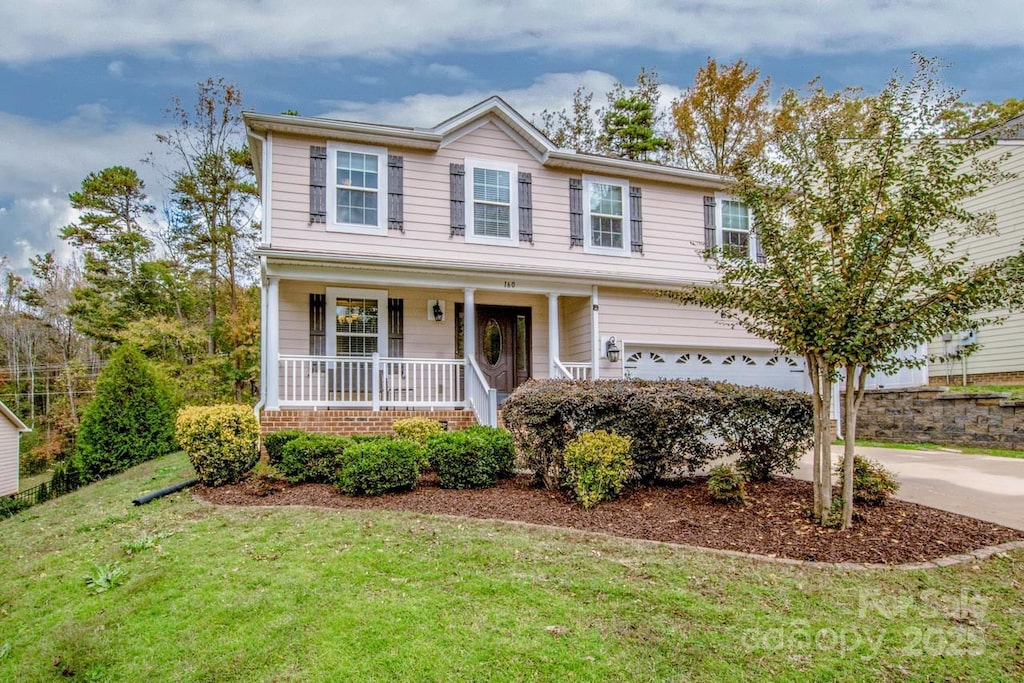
<box><xmin>76</xmin><ymin>343</ymin><xmax>177</xmax><ymax>481</ymax></box>
<box><xmin>835</xmin><ymin>455</ymin><xmax>900</xmax><ymax>505</ymax></box>
<box><xmin>264</xmin><ymin>430</ymin><xmax>307</xmax><ymax>465</ymax></box>
<box><xmin>564</xmin><ymin>430</ymin><xmax>633</xmax><ymax>508</ymax></box>
<box><xmin>427</xmin><ymin>426</ymin><xmax>515</xmax><ymax>489</ymax></box>
<box><xmin>393</xmin><ymin>417</ymin><xmax>444</xmax><ymax>444</ymax></box>
<box><xmin>336</xmin><ymin>439</ymin><xmax>422</xmax><ymax>496</ymax></box>
<box><xmin>707</xmin><ymin>464</ymin><xmax>747</xmax><ymax>505</ymax></box>
<box><xmin>278</xmin><ymin>434</ymin><xmax>352</xmax><ymax>483</ymax></box>
<box><xmin>176</xmin><ymin>404</ymin><xmax>260</xmax><ymax>486</ymax></box>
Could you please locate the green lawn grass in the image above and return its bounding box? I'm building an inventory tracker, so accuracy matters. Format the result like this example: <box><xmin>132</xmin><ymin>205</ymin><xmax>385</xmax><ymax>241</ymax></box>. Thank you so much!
<box><xmin>944</xmin><ymin>385</ymin><xmax>1024</xmax><ymax>400</ymax></box>
<box><xmin>838</xmin><ymin>438</ymin><xmax>1024</xmax><ymax>460</ymax></box>
<box><xmin>18</xmin><ymin>470</ymin><xmax>52</xmax><ymax>492</ymax></box>
<box><xmin>2</xmin><ymin>452</ymin><xmax>1022</xmax><ymax>681</ymax></box>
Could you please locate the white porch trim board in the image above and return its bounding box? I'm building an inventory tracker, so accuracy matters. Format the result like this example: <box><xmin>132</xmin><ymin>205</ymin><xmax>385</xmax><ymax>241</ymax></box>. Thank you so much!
<box><xmin>267</xmin><ymin>276</ymin><xmax>280</xmax><ymax>410</ymax></box>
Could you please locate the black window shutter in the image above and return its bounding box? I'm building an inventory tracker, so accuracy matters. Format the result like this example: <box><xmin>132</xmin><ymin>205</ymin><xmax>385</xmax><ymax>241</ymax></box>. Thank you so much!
<box><xmin>518</xmin><ymin>172</ymin><xmax>533</xmax><ymax>243</ymax></box>
<box><xmin>388</xmin><ymin>298</ymin><xmax>404</xmax><ymax>357</ymax></box>
<box><xmin>703</xmin><ymin>196</ymin><xmax>716</xmax><ymax>249</ymax></box>
<box><xmin>310</xmin><ymin>146</ymin><xmax>327</xmax><ymax>224</ymax></box>
<box><xmin>569</xmin><ymin>178</ymin><xmax>583</xmax><ymax>247</ymax></box>
<box><xmin>450</xmin><ymin>163</ymin><xmax>466</xmax><ymax>236</ymax></box>
<box><xmin>629</xmin><ymin>186</ymin><xmax>644</xmax><ymax>254</ymax></box>
<box><xmin>309</xmin><ymin>293</ymin><xmax>326</xmax><ymax>355</ymax></box>
<box><xmin>388</xmin><ymin>155</ymin><xmax>404</xmax><ymax>232</ymax></box>
<box><xmin>755</xmin><ymin>231</ymin><xmax>766</xmax><ymax>264</ymax></box>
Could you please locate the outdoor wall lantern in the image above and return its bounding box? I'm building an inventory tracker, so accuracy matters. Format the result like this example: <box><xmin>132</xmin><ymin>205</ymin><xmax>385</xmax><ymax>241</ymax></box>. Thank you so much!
<box><xmin>429</xmin><ymin>299</ymin><xmax>445</xmax><ymax>322</ymax></box>
<box><xmin>605</xmin><ymin>336</ymin><xmax>620</xmax><ymax>363</ymax></box>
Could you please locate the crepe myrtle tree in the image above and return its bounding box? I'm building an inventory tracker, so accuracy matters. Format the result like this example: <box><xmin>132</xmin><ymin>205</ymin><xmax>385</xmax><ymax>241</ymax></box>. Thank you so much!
<box><xmin>659</xmin><ymin>56</ymin><xmax>1024</xmax><ymax>528</ymax></box>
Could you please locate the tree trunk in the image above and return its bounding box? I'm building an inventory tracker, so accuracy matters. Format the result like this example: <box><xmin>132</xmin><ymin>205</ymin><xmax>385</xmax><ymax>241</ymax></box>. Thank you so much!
<box><xmin>842</xmin><ymin>364</ymin><xmax>857</xmax><ymax>528</ymax></box>
<box><xmin>817</xmin><ymin>371</ymin><xmax>833</xmax><ymax>525</ymax></box>
<box><xmin>807</xmin><ymin>353</ymin><xmax>823</xmax><ymax>518</ymax></box>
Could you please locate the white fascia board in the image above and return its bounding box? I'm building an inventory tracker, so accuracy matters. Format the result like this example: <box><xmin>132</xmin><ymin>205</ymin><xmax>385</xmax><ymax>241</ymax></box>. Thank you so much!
<box><xmin>544</xmin><ymin>150</ymin><xmax>730</xmax><ymax>190</ymax></box>
<box><xmin>0</xmin><ymin>401</ymin><xmax>29</xmax><ymax>432</ymax></box>
<box><xmin>243</xmin><ymin>112</ymin><xmax>442</xmax><ymax>151</ymax></box>
<box><xmin>431</xmin><ymin>96</ymin><xmax>556</xmax><ymax>156</ymax></box>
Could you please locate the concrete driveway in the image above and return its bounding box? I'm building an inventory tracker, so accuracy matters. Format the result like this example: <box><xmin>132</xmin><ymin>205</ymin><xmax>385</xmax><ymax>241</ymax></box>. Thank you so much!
<box><xmin>794</xmin><ymin>446</ymin><xmax>1024</xmax><ymax>531</ymax></box>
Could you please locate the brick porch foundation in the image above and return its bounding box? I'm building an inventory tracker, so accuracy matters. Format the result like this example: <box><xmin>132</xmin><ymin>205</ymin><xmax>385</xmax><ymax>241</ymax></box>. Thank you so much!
<box><xmin>259</xmin><ymin>408</ymin><xmax>478</xmax><ymax>437</ymax></box>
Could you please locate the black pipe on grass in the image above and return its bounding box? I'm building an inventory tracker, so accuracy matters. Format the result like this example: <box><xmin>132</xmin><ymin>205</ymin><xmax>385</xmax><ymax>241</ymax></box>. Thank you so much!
<box><xmin>132</xmin><ymin>479</ymin><xmax>198</xmax><ymax>506</ymax></box>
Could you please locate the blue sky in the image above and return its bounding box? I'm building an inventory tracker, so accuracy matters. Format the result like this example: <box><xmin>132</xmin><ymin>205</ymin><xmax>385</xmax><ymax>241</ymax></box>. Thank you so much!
<box><xmin>1</xmin><ymin>0</ymin><xmax>1021</xmax><ymax>272</ymax></box>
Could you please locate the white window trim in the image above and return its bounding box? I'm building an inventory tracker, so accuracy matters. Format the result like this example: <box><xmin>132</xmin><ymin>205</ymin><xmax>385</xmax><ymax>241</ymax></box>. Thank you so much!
<box><xmin>464</xmin><ymin>158</ymin><xmax>519</xmax><ymax>247</ymax></box>
<box><xmin>583</xmin><ymin>174</ymin><xmax>631</xmax><ymax>257</ymax></box>
<box><xmin>326</xmin><ymin>142</ymin><xmax>388</xmax><ymax>235</ymax></box>
<box><xmin>714</xmin><ymin>192</ymin><xmax>757</xmax><ymax>260</ymax></box>
<box><xmin>325</xmin><ymin>287</ymin><xmax>388</xmax><ymax>357</ymax></box>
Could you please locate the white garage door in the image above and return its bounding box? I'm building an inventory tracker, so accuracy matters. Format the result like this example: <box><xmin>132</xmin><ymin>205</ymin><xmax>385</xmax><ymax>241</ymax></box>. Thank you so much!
<box><xmin>623</xmin><ymin>346</ymin><xmax>808</xmax><ymax>393</ymax></box>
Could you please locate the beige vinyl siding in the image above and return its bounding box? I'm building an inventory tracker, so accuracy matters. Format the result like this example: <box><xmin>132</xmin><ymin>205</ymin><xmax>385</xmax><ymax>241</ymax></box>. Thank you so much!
<box><xmin>928</xmin><ymin>144</ymin><xmax>1024</xmax><ymax>377</ymax></box>
<box><xmin>0</xmin><ymin>417</ymin><xmax>19</xmax><ymax>496</ymax></box>
<box><xmin>598</xmin><ymin>287</ymin><xmax>774</xmax><ymax>378</ymax></box>
<box><xmin>268</xmin><ymin>121</ymin><xmax>716</xmax><ymax>284</ymax></box>
<box><xmin>559</xmin><ymin>296</ymin><xmax>592</xmax><ymax>362</ymax></box>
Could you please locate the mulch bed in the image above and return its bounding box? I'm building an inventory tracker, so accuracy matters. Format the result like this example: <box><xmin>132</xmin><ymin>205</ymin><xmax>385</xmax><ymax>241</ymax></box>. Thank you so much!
<box><xmin>195</xmin><ymin>474</ymin><xmax>1024</xmax><ymax>565</ymax></box>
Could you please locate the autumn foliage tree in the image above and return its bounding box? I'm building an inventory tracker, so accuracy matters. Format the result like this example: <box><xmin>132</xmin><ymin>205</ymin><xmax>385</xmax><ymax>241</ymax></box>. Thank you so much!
<box><xmin>671</xmin><ymin>58</ymin><xmax>778</xmax><ymax>175</ymax></box>
<box><xmin>659</xmin><ymin>57</ymin><xmax>1024</xmax><ymax>528</ymax></box>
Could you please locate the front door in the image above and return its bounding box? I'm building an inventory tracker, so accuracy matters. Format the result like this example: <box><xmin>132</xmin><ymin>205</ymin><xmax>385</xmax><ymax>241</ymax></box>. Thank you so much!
<box><xmin>467</xmin><ymin>305</ymin><xmax>531</xmax><ymax>400</ymax></box>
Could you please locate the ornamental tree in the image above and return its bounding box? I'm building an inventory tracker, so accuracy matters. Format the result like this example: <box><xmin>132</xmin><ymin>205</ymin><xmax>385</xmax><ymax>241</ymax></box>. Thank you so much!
<box><xmin>659</xmin><ymin>57</ymin><xmax>1024</xmax><ymax>527</ymax></box>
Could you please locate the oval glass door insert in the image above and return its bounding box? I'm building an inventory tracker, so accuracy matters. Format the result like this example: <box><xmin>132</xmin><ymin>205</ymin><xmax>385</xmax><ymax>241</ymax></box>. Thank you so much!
<box><xmin>483</xmin><ymin>319</ymin><xmax>502</xmax><ymax>367</ymax></box>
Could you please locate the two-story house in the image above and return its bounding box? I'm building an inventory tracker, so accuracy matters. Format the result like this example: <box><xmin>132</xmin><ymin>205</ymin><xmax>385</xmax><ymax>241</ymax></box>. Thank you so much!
<box><xmin>244</xmin><ymin>97</ymin><xmax>807</xmax><ymax>433</ymax></box>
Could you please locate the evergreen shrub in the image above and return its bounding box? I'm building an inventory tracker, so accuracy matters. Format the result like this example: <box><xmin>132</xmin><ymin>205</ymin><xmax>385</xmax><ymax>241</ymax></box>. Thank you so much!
<box><xmin>707</xmin><ymin>464</ymin><xmax>747</xmax><ymax>505</ymax></box>
<box><xmin>336</xmin><ymin>439</ymin><xmax>422</xmax><ymax>496</ymax></box>
<box><xmin>278</xmin><ymin>434</ymin><xmax>353</xmax><ymax>483</ymax></box>
<box><xmin>263</xmin><ymin>430</ymin><xmax>307</xmax><ymax>465</ymax></box>
<box><xmin>502</xmin><ymin>379</ymin><xmax>813</xmax><ymax>488</ymax></box>
<box><xmin>176</xmin><ymin>404</ymin><xmax>260</xmax><ymax>486</ymax></box>
<box><xmin>835</xmin><ymin>455</ymin><xmax>900</xmax><ymax>505</ymax></box>
<box><xmin>563</xmin><ymin>430</ymin><xmax>633</xmax><ymax>508</ymax></box>
<box><xmin>427</xmin><ymin>426</ymin><xmax>515</xmax><ymax>489</ymax></box>
<box><xmin>76</xmin><ymin>343</ymin><xmax>177</xmax><ymax>481</ymax></box>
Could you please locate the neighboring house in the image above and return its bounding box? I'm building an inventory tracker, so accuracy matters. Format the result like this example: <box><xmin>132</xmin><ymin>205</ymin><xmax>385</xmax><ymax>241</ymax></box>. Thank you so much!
<box><xmin>928</xmin><ymin>115</ymin><xmax>1024</xmax><ymax>386</ymax></box>
<box><xmin>244</xmin><ymin>97</ymin><xmax>807</xmax><ymax>433</ymax></box>
<box><xmin>0</xmin><ymin>400</ymin><xmax>30</xmax><ymax>496</ymax></box>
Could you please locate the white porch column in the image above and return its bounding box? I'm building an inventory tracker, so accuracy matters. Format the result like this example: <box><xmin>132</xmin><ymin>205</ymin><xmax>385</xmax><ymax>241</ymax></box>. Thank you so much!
<box><xmin>591</xmin><ymin>285</ymin><xmax>600</xmax><ymax>379</ymax></box>
<box><xmin>548</xmin><ymin>293</ymin><xmax>560</xmax><ymax>377</ymax></box>
<box><xmin>463</xmin><ymin>288</ymin><xmax>476</xmax><ymax>362</ymax></box>
<box><xmin>266</xmin><ymin>276</ymin><xmax>280</xmax><ymax>410</ymax></box>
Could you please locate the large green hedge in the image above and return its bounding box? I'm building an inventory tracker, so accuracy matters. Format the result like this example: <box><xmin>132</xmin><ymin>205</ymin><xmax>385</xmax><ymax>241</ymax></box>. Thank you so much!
<box><xmin>502</xmin><ymin>379</ymin><xmax>813</xmax><ymax>488</ymax></box>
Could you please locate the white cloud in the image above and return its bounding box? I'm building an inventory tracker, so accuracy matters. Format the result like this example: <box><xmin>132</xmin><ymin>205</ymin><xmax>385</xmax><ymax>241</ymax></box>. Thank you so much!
<box><xmin>417</xmin><ymin>63</ymin><xmax>472</xmax><ymax>81</ymax></box>
<box><xmin>1</xmin><ymin>1</ymin><xmax>1021</xmax><ymax>64</ymax></box>
<box><xmin>0</xmin><ymin>109</ymin><xmax>162</xmax><ymax>270</ymax></box>
<box><xmin>318</xmin><ymin>70</ymin><xmax>621</xmax><ymax>127</ymax></box>
<box><xmin>107</xmin><ymin>60</ymin><xmax>125</xmax><ymax>77</ymax></box>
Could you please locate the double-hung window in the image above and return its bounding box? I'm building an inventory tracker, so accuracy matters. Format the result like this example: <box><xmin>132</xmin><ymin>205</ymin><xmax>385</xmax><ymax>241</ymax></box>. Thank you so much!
<box><xmin>716</xmin><ymin>194</ymin><xmax>755</xmax><ymax>259</ymax></box>
<box><xmin>583</xmin><ymin>175</ymin><xmax>630</xmax><ymax>256</ymax></box>
<box><xmin>325</xmin><ymin>288</ymin><xmax>388</xmax><ymax>357</ymax></box>
<box><xmin>327</xmin><ymin>143</ymin><xmax>387</xmax><ymax>234</ymax></box>
<box><xmin>465</xmin><ymin>159</ymin><xmax>518</xmax><ymax>245</ymax></box>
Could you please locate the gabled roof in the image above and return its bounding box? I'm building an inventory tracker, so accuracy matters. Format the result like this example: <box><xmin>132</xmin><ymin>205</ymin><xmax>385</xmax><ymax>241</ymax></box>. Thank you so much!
<box><xmin>971</xmin><ymin>113</ymin><xmax>1024</xmax><ymax>141</ymax></box>
<box><xmin>0</xmin><ymin>400</ymin><xmax>30</xmax><ymax>433</ymax></box>
<box><xmin>244</xmin><ymin>96</ymin><xmax>729</xmax><ymax>190</ymax></box>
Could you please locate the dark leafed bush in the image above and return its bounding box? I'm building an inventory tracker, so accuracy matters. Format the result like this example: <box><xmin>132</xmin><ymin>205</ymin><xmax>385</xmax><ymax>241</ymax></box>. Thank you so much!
<box><xmin>264</xmin><ymin>430</ymin><xmax>308</xmax><ymax>465</ymax></box>
<box><xmin>707</xmin><ymin>464</ymin><xmax>747</xmax><ymax>505</ymax></box>
<box><xmin>427</xmin><ymin>426</ymin><xmax>515</xmax><ymax>489</ymax></box>
<box><xmin>502</xmin><ymin>379</ymin><xmax>813</xmax><ymax>488</ymax></box>
<box><xmin>335</xmin><ymin>439</ymin><xmax>422</xmax><ymax>496</ymax></box>
<box><xmin>50</xmin><ymin>456</ymin><xmax>87</xmax><ymax>496</ymax></box>
<box><xmin>564</xmin><ymin>430</ymin><xmax>633</xmax><ymax>508</ymax></box>
<box><xmin>835</xmin><ymin>455</ymin><xmax>900</xmax><ymax>506</ymax></box>
<box><xmin>0</xmin><ymin>496</ymin><xmax>31</xmax><ymax>519</ymax></box>
<box><xmin>278</xmin><ymin>434</ymin><xmax>353</xmax><ymax>484</ymax></box>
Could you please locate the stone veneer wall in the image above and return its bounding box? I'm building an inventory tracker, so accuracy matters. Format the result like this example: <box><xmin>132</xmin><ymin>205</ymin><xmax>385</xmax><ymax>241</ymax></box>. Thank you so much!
<box><xmin>260</xmin><ymin>408</ymin><xmax>478</xmax><ymax>436</ymax></box>
<box><xmin>855</xmin><ymin>387</ymin><xmax>1024</xmax><ymax>450</ymax></box>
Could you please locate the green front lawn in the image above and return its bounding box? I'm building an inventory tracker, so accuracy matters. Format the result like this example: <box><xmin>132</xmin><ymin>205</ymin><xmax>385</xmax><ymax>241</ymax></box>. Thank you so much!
<box><xmin>1</xmin><ymin>452</ymin><xmax>1022</xmax><ymax>681</ymax></box>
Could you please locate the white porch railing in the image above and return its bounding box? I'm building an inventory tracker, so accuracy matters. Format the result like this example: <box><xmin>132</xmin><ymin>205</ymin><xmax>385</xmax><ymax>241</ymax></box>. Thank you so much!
<box><xmin>553</xmin><ymin>359</ymin><xmax>592</xmax><ymax>380</ymax></box>
<box><xmin>466</xmin><ymin>355</ymin><xmax>498</xmax><ymax>427</ymax></box>
<box><xmin>278</xmin><ymin>354</ymin><xmax>465</xmax><ymax>409</ymax></box>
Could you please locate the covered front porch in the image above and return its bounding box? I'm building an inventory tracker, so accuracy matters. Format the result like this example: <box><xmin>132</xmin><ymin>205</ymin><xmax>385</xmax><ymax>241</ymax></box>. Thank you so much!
<box><xmin>260</xmin><ymin>259</ymin><xmax>602</xmax><ymax>427</ymax></box>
